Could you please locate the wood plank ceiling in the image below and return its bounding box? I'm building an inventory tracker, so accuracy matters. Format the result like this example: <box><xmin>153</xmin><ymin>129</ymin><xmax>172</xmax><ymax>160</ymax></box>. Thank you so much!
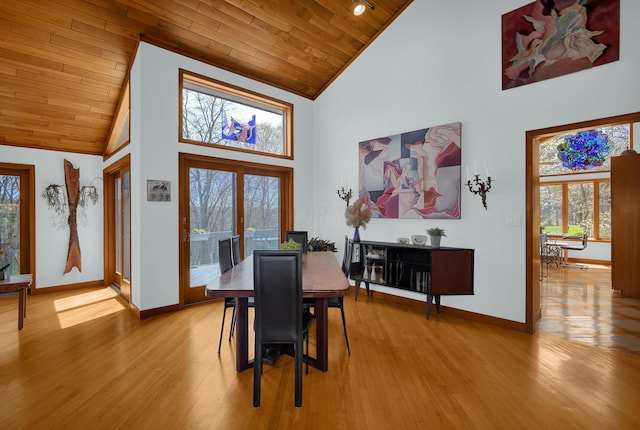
<box><xmin>0</xmin><ymin>0</ymin><xmax>411</xmax><ymax>156</ymax></box>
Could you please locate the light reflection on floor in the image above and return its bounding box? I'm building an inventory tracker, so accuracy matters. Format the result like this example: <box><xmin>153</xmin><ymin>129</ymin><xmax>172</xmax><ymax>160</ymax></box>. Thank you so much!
<box><xmin>537</xmin><ymin>264</ymin><xmax>640</xmax><ymax>354</ymax></box>
<box><xmin>54</xmin><ymin>288</ymin><xmax>126</xmax><ymax>329</ymax></box>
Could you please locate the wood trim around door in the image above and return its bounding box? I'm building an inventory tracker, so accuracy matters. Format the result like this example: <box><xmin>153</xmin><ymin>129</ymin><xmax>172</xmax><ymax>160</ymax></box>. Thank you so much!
<box><xmin>525</xmin><ymin>112</ymin><xmax>640</xmax><ymax>333</ymax></box>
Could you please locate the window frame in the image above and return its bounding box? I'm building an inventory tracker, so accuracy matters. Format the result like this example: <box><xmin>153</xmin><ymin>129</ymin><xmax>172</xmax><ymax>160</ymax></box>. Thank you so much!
<box><xmin>179</xmin><ymin>69</ymin><xmax>294</xmax><ymax>160</ymax></box>
<box><xmin>0</xmin><ymin>163</ymin><xmax>35</xmax><ymax>279</ymax></box>
<box><xmin>540</xmin><ymin>178</ymin><xmax>610</xmax><ymax>241</ymax></box>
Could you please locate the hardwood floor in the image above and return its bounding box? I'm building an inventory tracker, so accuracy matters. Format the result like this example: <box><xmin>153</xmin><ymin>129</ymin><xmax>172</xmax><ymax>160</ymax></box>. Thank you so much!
<box><xmin>538</xmin><ymin>263</ymin><xmax>640</xmax><ymax>354</ymax></box>
<box><xmin>2</xmin><ymin>285</ymin><xmax>640</xmax><ymax>429</ymax></box>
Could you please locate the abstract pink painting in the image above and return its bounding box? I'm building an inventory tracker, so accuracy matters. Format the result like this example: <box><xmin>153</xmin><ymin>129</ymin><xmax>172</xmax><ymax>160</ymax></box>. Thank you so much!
<box><xmin>358</xmin><ymin>122</ymin><xmax>461</xmax><ymax>219</ymax></box>
<box><xmin>502</xmin><ymin>0</ymin><xmax>619</xmax><ymax>90</ymax></box>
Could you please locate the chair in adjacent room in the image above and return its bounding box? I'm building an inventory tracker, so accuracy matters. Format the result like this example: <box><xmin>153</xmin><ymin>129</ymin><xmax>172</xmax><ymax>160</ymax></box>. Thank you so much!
<box><xmin>217</xmin><ymin>237</ymin><xmax>235</xmax><ymax>355</ymax></box>
<box><xmin>284</xmin><ymin>231</ymin><xmax>308</xmax><ymax>252</ymax></box>
<box><xmin>253</xmin><ymin>250</ymin><xmax>310</xmax><ymax>408</ymax></box>
<box><xmin>540</xmin><ymin>232</ymin><xmax>562</xmax><ymax>278</ymax></box>
<box><xmin>560</xmin><ymin>232</ymin><xmax>589</xmax><ymax>269</ymax></box>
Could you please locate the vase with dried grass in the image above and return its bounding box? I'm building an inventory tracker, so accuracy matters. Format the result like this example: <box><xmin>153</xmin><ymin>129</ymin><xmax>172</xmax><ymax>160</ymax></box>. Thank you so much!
<box><xmin>345</xmin><ymin>198</ymin><xmax>372</xmax><ymax>242</ymax></box>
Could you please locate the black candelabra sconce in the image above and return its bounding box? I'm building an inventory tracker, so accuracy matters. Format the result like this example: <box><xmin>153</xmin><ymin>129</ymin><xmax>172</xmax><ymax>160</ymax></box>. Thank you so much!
<box><xmin>337</xmin><ymin>187</ymin><xmax>353</xmax><ymax>207</ymax></box>
<box><xmin>467</xmin><ymin>175</ymin><xmax>492</xmax><ymax>210</ymax></box>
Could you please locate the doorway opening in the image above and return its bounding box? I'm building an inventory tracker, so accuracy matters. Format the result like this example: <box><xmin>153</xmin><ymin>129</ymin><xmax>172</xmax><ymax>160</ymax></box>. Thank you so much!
<box><xmin>178</xmin><ymin>153</ymin><xmax>293</xmax><ymax>306</ymax></box>
<box><xmin>104</xmin><ymin>155</ymin><xmax>132</xmax><ymax>302</ymax></box>
<box><xmin>525</xmin><ymin>112</ymin><xmax>640</xmax><ymax>333</ymax></box>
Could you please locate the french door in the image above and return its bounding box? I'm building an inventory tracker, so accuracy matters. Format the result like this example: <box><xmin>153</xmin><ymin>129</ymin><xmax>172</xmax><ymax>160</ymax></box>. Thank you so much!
<box><xmin>0</xmin><ymin>164</ymin><xmax>34</xmax><ymax>278</ymax></box>
<box><xmin>104</xmin><ymin>156</ymin><xmax>131</xmax><ymax>301</ymax></box>
<box><xmin>179</xmin><ymin>153</ymin><xmax>293</xmax><ymax>306</ymax></box>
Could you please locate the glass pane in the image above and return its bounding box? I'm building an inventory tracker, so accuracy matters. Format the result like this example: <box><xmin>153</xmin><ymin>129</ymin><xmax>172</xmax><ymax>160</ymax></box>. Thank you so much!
<box><xmin>182</xmin><ymin>87</ymin><xmax>285</xmax><ymax>155</ymax></box>
<box><xmin>189</xmin><ymin>168</ymin><xmax>236</xmax><ymax>287</ymax></box>
<box><xmin>115</xmin><ymin>177</ymin><xmax>121</xmax><ymax>274</ymax></box>
<box><xmin>568</xmin><ymin>183</ymin><xmax>594</xmax><ymax>236</ymax></box>
<box><xmin>123</xmin><ymin>171</ymin><xmax>131</xmax><ymax>282</ymax></box>
<box><xmin>244</xmin><ymin>174</ymin><xmax>280</xmax><ymax>257</ymax></box>
<box><xmin>599</xmin><ymin>182</ymin><xmax>611</xmax><ymax>239</ymax></box>
<box><xmin>540</xmin><ymin>185</ymin><xmax>562</xmax><ymax>234</ymax></box>
<box><xmin>0</xmin><ymin>175</ymin><xmax>20</xmax><ymax>275</ymax></box>
<box><xmin>539</xmin><ymin>124</ymin><xmax>631</xmax><ymax>176</ymax></box>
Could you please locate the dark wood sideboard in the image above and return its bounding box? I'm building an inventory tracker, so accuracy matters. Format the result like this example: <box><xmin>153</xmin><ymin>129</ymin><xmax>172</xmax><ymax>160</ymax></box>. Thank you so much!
<box><xmin>350</xmin><ymin>241</ymin><xmax>474</xmax><ymax>318</ymax></box>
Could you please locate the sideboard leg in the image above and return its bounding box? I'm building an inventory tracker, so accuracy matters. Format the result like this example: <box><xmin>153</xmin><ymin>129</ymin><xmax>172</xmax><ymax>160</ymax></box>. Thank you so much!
<box><xmin>426</xmin><ymin>294</ymin><xmax>433</xmax><ymax>319</ymax></box>
<box><xmin>354</xmin><ymin>280</ymin><xmax>361</xmax><ymax>301</ymax></box>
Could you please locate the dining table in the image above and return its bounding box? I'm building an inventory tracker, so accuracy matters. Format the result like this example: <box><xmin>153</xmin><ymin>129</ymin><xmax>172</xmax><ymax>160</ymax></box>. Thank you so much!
<box><xmin>206</xmin><ymin>251</ymin><xmax>349</xmax><ymax>372</ymax></box>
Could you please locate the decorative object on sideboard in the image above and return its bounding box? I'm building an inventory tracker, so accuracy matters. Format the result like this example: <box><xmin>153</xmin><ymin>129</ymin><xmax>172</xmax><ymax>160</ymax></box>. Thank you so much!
<box><xmin>466</xmin><ymin>163</ymin><xmax>492</xmax><ymax>210</ymax></box>
<box><xmin>397</xmin><ymin>237</ymin><xmax>410</xmax><ymax>245</ymax></box>
<box><xmin>345</xmin><ymin>198</ymin><xmax>371</xmax><ymax>242</ymax></box>
<box><xmin>41</xmin><ymin>159</ymin><xmax>100</xmax><ymax>275</ymax></box>
<box><xmin>426</xmin><ymin>227</ymin><xmax>446</xmax><ymax>249</ymax></box>
<box><xmin>411</xmin><ymin>235</ymin><xmax>428</xmax><ymax>246</ymax></box>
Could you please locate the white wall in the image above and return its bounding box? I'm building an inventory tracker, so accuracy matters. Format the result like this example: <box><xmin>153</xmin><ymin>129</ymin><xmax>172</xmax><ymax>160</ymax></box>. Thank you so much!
<box><xmin>313</xmin><ymin>0</ymin><xmax>640</xmax><ymax>322</ymax></box>
<box><xmin>0</xmin><ymin>146</ymin><xmax>103</xmax><ymax>289</ymax></box>
<box><xmin>128</xmin><ymin>42</ymin><xmax>315</xmax><ymax>311</ymax></box>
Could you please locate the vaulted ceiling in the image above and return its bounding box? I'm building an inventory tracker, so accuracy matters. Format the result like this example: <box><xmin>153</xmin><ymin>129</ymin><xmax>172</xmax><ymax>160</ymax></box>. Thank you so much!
<box><xmin>0</xmin><ymin>0</ymin><xmax>412</xmax><ymax>156</ymax></box>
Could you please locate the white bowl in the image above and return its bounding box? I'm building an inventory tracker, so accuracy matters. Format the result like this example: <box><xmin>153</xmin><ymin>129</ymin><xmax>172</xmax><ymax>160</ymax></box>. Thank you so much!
<box><xmin>411</xmin><ymin>235</ymin><xmax>428</xmax><ymax>246</ymax></box>
<box><xmin>397</xmin><ymin>237</ymin><xmax>410</xmax><ymax>244</ymax></box>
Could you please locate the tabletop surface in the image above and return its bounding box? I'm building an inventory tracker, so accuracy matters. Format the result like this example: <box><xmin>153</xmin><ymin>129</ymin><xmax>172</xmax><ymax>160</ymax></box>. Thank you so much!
<box><xmin>0</xmin><ymin>274</ymin><xmax>32</xmax><ymax>294</ymax></box>
<box><xmin>0</xmin><ymin>273</ymin><xmax>32</xmax><ymax>286</ymax></box>
<box><xmin>206</xmin><ymin>251</ymin><xmax>349</xmax><ymax>299</ymax></box>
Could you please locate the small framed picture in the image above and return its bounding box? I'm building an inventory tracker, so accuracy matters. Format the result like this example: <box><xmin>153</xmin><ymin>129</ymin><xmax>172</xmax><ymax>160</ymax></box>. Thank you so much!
<box><xmin>147</xmin><ymin>180</ymin><xmax>171</xmax><ymax>202</ymax></box>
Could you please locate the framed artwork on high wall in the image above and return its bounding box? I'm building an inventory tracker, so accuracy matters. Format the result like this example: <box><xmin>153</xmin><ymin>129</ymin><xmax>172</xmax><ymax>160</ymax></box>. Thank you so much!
<box><xmin>502</xmin><ymin>0</ymin><xmax>620</xmax><ymax>90</ymax></box>
<box><xmin>359</xmin><ymin>121</ymin><xmax>461</xmax><ymax>219</ymax></box>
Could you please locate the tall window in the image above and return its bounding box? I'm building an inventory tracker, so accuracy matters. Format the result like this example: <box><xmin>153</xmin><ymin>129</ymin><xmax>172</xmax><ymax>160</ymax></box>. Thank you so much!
<box><xmin>0</xmin><ymin>174</ymin><xmax>21</xmax><ymax>274</ymax></box>
<box><xmin>0</xmin><ymin>164</ymin><xmax>33</xmax><ymax>276</ymax></box>
<box><xmin>179</xmin><ymin>70</ymin><xmax>293</xmax><ymax>159</ymax></box>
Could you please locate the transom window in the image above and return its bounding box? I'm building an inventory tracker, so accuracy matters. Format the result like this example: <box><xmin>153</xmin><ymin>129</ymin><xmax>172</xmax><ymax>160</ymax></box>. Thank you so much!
<box><xmin>179</xmin><ymin>70</ymin><xmax>293</xmax><ymax>159</ymax></box>
<box><xmin>539</xmin><ymin>124</ymin><xmax>630</xmax><ymax>176</ymax></box>
<box><xmin>539</xmin><ymin>123</ymin><xmax>632</xmax><ymax>240</ymax></box>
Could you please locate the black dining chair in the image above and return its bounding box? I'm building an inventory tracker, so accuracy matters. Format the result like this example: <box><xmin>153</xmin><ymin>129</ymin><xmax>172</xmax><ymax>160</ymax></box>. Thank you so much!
<box><xmin>333</xmin><ymin>236</ymin><xmax>352</xmax><ymax>354</ymax></box>
<box><xmin>231</xmin><ymin>235</ymin><xmax>242</xmax><ymax>266</ymax></box>
<box><xmin>217</xmin><ymin>237</ymin><xmax>235</xmax><ymax>355</ymax></box>
<box><xmin>304</xmin><ymin>236</ymin><xmax>352</xmax><ymax>355</ymax></box>
<box><xmin>253</xmin><ymin>250</ymin><xmax>310</xmax><ymax>408</ymax></box>
<box><xmin>285</xmin><ymin>231</ymin><xmax>308</xmax><ymax>252</ymax></box>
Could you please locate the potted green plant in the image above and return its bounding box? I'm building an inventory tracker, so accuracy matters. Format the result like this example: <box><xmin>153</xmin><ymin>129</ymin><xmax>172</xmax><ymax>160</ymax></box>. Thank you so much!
<box><xmin>426</xmin><ymin>227</ymin><xmax>446</xmax><ymax>248</ymax></box>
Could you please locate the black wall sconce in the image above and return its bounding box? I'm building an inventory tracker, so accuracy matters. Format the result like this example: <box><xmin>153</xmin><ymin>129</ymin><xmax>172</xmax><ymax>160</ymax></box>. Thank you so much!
<box><xmin>337</xmin><ymin>187</ymin><xmax>353</xmax><ymax>207</ymax></box>
<box><xmin>467</xmin><ymin>174</ymin><xmax>492</xmax><ymax>210</ymax></box>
